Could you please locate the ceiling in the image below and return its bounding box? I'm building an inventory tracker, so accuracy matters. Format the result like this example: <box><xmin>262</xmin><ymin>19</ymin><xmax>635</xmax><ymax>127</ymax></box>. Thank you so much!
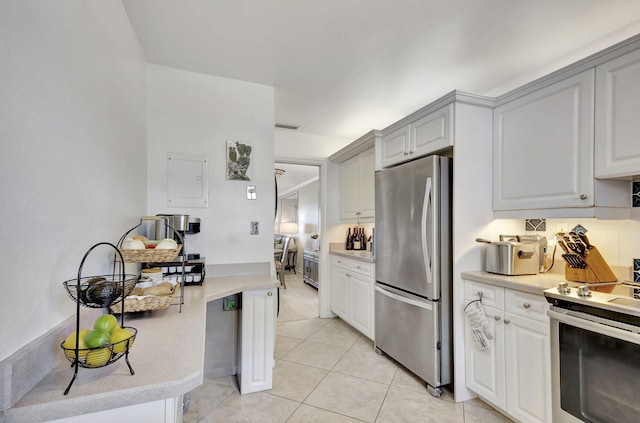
<box><xmin>122</xmin><ymin>0</ymin><xmax>640</xmax><ymax>141</ymax></box>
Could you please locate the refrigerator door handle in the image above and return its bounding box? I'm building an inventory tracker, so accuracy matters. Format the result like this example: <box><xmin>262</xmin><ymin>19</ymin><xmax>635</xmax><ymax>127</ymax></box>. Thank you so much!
<box><xmin>421</xmin><ymin>176</ymin><xmax>433</xmax><ymax>287</ymax></box>
<box><xmin>375</xmin><ymin>285</ymin><xmax>433</xmax><ymax>311</ymax></box>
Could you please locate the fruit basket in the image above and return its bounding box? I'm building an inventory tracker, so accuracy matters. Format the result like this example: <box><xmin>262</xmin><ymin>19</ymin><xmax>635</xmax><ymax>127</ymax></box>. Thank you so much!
<box><xmin>61</xmin><ymin>242</ymin><xmax>137</xmax><ymax>395</ymax></box>
<box><xmin>117</xmin><ymin>245</ymin><xmax>182</xmax><ymax>263</ymax></box>
<box><xmin>61</xmin><ymin>327</ymin><xmax>137</xmax><ymax>369</ymax></box>
<box><xmin>63</xmin><ymin>275</ymin><xmax>138</xmax><ymax>308</ymax></box>
<box><xmin>110</xmin><ymin>281</ymin><xmax>179</xmax><ymax>313</ymax></box>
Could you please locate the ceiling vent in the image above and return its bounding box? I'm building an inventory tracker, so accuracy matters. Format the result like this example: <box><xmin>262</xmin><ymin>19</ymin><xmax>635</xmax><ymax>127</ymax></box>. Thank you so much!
<box><xmin>275</xmin><ymin>122</ymin><xmax>302</xmax><ymax>131</ymax></box>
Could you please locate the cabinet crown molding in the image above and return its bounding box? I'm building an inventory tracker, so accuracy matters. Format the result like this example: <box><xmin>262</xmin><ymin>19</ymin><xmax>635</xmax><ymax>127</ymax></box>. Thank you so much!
<box><xmin>495</xmin><ymin>32</ymin><xmax>640</xmax><ymax>107</ymax></box>
<box><xmin>329</xmin><ymin>129</ymin><xmax>381</xmax><ymax>163</ymax></box>
<box><xmin>381</xmin><ymin>90</ymin><xmax>494</xmax><ymax>137</ymax></box>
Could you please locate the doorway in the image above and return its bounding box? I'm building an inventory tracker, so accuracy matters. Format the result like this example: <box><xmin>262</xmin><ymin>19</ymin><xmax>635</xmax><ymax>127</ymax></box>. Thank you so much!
<box><xmin>274</xmin><ymin>162</ymin><xmax>320</xmax><ymax>321</ymax></box>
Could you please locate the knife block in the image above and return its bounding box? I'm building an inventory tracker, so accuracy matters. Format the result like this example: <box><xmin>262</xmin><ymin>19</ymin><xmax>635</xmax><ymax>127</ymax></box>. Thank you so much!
<box><xmin>564</xmin><ymin>246</ymin><xmax>616</xmax><ymax>290</ymax></box>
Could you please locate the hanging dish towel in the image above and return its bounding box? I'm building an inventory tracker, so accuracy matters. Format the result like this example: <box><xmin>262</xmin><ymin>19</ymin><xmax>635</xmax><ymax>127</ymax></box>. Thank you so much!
<box><xmin>465</xmin><ymin>301</ymin><xmax>494</xmax><ymax>351</ymax></box>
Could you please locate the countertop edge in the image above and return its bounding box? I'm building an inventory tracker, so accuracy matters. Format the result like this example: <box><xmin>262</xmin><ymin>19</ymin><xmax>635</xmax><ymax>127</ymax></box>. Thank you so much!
<box><xmin>329</xmin><ymin>250</ymin><xmax>375</xmax><ymax>263</ymax></box>
<box><xmin>3</xmin><ymin>371</ymin><xmax>203</xmax><ymax>423</ymax></box>
<box><xmin>461</xmin><ymin>270</ymin><xmax>564</xmax><ymax>295</ymax></box>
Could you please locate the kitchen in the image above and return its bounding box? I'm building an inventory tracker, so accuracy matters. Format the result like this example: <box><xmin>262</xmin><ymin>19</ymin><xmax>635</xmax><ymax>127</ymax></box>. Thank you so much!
<box><xmin>3</xmin><ymin>1</ymin><xmax>640</xmax><ymax>423</ymax></box>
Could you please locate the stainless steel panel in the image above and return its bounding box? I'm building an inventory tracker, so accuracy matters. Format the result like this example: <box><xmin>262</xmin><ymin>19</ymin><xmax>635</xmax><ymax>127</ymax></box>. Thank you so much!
<box><xmin>374</xmin><ymin>284</ymin><xmax>446</xmax><ymax>388</ymax></box>
<box><xmin>375</xmin><ymin>155</ymin><xmax>450</xmax><ymax>300</ymax></box>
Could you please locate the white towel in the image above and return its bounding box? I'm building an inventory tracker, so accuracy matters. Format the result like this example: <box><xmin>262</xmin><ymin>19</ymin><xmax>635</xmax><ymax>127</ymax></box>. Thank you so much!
<box><xmin>465</xmin><ymin>301</ymin><xmax>494</xmax><ymax>351</ymax></box>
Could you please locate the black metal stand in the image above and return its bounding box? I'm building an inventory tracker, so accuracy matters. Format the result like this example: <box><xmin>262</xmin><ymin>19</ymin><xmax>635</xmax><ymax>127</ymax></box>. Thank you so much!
<box><xmin>284</xmin><ymin>250</ymin><xmax>297</xmax><ymax>273</ymax></box>
<box><xmin>63</xmin><ymin>242</ymin><xmax>135</xmax><ymax>395</ymax></box>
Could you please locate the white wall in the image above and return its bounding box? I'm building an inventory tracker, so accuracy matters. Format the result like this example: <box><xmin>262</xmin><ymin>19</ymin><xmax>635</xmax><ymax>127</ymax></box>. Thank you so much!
<box><xmin>146</xmin><ymin>65</ymin><xmax>275</xmax><ymax>266</ymax></box>
<box><xmin>0</xmin><ymin>1</ymin><xmax>147</xmax><ymax>360</ymax></box>
<box><xmin>275</xmin><ymin>130</ymin><xmax>352</xmax><ymax>160</ymax></box>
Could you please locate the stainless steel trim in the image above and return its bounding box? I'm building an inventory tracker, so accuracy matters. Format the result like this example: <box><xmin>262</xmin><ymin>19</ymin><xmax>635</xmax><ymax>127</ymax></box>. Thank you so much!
<box><xmin>375</xmin><ymin>285</ymin><xmax>433</xmax><ymax>310</ymax></box>
<box><xmin>548</xmin><ymin>308</ymin><xmax>640</xmax><ymax>341</ymax></box>
<box><xmin>421</xmin><ymin>176</ymin><xmax>433</xmax><ymax>288</ymax></box>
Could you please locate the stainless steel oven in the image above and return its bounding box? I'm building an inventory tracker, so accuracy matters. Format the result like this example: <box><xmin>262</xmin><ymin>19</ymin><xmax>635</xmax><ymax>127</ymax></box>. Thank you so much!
<box><xmin>545</xmin><ymin>282</ymin><xmax>640</xmax><ymax>423</ymax></box>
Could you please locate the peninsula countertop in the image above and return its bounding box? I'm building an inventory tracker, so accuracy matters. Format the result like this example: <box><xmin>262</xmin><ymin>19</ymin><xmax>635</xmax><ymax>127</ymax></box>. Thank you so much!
<box><xmin>4</xmin><ymin>274</ymin><xmax>278</xmax><ymax>423</ymax></box>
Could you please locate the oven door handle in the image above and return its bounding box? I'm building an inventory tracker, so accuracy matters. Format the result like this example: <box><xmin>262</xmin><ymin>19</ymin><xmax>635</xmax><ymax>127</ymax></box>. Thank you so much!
<box><xmin>548</xmin><ymin>308</ymin><xmax>640</xmax><ymax>345</ymax></box>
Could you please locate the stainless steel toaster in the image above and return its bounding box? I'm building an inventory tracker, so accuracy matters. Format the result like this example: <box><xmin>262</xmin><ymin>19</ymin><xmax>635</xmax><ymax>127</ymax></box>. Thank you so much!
<box><xmin>477</xmin><ymin>239</ymin><xmax>540</xmax><ymax>276</ymax></box>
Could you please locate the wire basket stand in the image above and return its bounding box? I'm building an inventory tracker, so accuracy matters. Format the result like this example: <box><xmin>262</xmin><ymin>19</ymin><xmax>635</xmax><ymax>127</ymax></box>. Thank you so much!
<box><xmin>62</xmin><ymin>242</ymin><xmax>137</xmax><ymax>395</ymax></box>
<box><xmin>115</xmin><ymin>216</ymin><xmax>185</xmax><ymax>313</ymax></box>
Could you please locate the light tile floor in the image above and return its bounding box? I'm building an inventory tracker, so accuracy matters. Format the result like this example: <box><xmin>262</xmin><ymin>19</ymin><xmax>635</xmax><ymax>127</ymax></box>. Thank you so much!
<box><xmin>184</xmin><ymin>272</ymin><xmax>514</xmax><ymax>422</ymax></box>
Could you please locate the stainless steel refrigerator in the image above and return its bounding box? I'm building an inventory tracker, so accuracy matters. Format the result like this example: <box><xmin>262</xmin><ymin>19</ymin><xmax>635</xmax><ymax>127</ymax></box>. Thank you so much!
<box><xmin>374</xmin><ymin>154</ymin><xmax>452</xmax><ymax>397</ymax></box>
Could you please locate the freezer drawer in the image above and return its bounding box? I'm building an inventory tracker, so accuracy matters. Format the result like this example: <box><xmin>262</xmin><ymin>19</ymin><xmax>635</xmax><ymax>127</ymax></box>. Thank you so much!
<box><xmin>375</xmin><ymin>285</ymin><xmax>448</xmax><ymax>389</ymax></box>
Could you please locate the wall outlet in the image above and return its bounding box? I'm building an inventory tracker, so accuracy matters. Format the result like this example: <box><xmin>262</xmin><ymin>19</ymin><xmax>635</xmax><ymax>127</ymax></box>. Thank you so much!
<box><xmin>556</xmin><ymin>222</ymin><xmax>568</xmax><ymax>233</ymax></box>
<box><xmin>250</xmin><ymin>221</ymin><xmax>259</xmax><ymax>235</ymax></box>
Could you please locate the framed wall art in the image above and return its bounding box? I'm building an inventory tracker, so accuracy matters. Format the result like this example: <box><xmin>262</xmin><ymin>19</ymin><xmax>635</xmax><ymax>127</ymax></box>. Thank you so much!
<box><xmin>226</xmin><ymin>140</ymin><xmax>253</xmax><ymax>181</ymax></box>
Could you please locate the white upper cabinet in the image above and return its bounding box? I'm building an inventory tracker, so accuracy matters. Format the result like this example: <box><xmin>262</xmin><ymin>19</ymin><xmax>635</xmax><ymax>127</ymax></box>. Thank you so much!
<box><xmin>339</xmin><ymin>156</ymin><xmax>360</xmax><ymax>219</ymax></box>
<box><xmin>493</xmin><ymin>70</ymin><xmax>595</xmax><ymax>211</ymax></box>
<box><xmin>493</xmin><ymin>69</ymin><xmax>630</xmax><ymax>218</ymax></box>
<box><xmin>379</xmin><ymin>104</ymin><xmax>453</xmax><ymax>169</ymax></box>
<box><xmin>330</xmin><ymin>130</ymin><xmax>380</xmax><ymax>222</ymax></box>
<box><xmin>339</xmin><ymin>148</ymin><xmax>375</xmax><ymax>220</ymax></box>
<box><xmin>595</xmin><ymin>48</ymin><xmax>640</xmax><ymax>180</ymax></box>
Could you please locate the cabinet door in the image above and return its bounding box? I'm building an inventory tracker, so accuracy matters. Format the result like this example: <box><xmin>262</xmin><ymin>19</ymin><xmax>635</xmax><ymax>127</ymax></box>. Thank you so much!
<box><xmin>330</xmin><ymin>266</ymin><xmax>350</xmax><ymax>320</ymax></box>
<box><xmin>493</xmin><ymin>70</ymin><xmax>595</xmax><ymax>211</ymax></box>
<box><xmin>504</xmin><ymin>312</ymin><xmax>552</xmax><ymax>423</ymax></box>
<box><xmin>411</xmin><ymin>104</ymin><xmax>453</xmax><ymax>158</ymax></box>
<box><xmin>465</xmin><ymin>304</ymin><xmax>506</xmax><ymax>410</ymax></box>
<box><xmin>349</xmin><ymin>273</ymin><xmax>373</xmax><ymax>339</ymax></box>
<box><xmin>238</xmin><ymin>288</ymin><xmax>276</xmax><ymax>394</ymax></box>
<box><xmin>339</xmin><ymin>156</ymin><xmax>360</xmax><ymax>220</ymax></box>
<box><xmin>380</xmin><ymin>125</ymin><xmax>411</xmax><ymax>168</ymax></box>
<box><xmin>358</xmin><ymin>148</ymin><xmax>376</xmax><ymax>218</ymax></box>
<box><xmin>595</xmin><ymin>49</ymin><xmax>640</xmax><ymax>179</ymax></box>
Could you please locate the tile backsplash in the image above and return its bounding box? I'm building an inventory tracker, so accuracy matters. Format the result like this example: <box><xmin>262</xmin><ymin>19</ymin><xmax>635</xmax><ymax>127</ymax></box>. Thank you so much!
<box><xmin>524</xmin><ymin>218</ymin><xmax>546</xmax><ymax>231</ymax></box>
<box><xmin>493</xmin><ymin>216</ymin><xmax>640</xmax><ymax>274</ymax></box>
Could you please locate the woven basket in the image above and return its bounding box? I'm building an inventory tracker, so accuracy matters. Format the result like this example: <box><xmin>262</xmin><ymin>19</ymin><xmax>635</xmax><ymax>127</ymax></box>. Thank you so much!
<box><xmin>110</xmin><ymin>284</ymin><xmax>179</xmax><ymax>313</ymax></box>
<box><xmin>118</xmin><ymin>245</ymin><xmax>181</xmax><ymax>263</ymax></box>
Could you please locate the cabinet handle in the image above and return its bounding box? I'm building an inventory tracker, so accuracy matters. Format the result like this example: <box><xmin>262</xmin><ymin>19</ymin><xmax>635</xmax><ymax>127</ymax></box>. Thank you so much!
<box><xmin>580</xmin><ymin>194</ymin><xmax>588</xmax><ymax>200</ymax></box>
<box><xmin>504</xmin><ymin>319</ymin><xmax>511</xmax><ymax>324</ymax></box>
<box><xmin>346</xmin><ymin>274</ymin><xmax>351</xmax><ymax>277</ymax></box>
<box><xmin>523</xmin><ymin>303</ymin><xmax>531</xmax><ymax>309</ymax></box>
<box><xmin>268</xmin><ymin>291</ymin><xmax>273</xmax><ymax>296</ymax></box>
<box><xmin>356</xmin><ymin>265</ymin><xmax>361</xmax><ymax>269</ymax></box>
<box><xmin>494</xmin><ymin>316</ymin><xmax>501</xmax><ymax>321</ymax></box>
<box><xmin>403</xmin><ymin>152</ymin><xmax>409</xmax><ymax>156</ymax></box>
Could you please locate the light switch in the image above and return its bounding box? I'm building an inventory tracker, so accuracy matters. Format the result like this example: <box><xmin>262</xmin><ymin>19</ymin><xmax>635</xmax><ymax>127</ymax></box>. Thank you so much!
<box><xmin>250</xmin><ymin>221</ymin><xmax>259</xmax><ymax>235</ymax></box>
<box><xmin>247</xmin><ymin>185</ymin><xmax>257</xmax><ymax>200</ymax></box>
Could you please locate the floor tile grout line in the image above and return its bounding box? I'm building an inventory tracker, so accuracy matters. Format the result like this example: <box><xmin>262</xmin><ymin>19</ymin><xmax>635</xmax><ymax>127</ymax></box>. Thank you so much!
<box><xmin>372</xmin><ymin>371</ymin><xmax>396</xmax><ymax>423</ymax></box>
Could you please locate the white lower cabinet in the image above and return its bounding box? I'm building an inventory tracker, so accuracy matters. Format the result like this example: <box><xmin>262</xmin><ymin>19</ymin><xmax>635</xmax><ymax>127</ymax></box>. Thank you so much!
<box><xmin>464</xmin><ymin>280</ymin><xmax>551</xmax><ymax>423</ymax></box>
<box><xmin>330</xmin><ymin>255</ymin><xmax>374</xmax><ymax>339</ymax></box>
<box><xmin>238</xmin><ymin>288</ymin><xmax>277</xmax><ymax>394</ymax></box>
<box><xmin>46</xmin><ymin>397</ymin><xmax>182</xmax><ymax>423</ymax></box>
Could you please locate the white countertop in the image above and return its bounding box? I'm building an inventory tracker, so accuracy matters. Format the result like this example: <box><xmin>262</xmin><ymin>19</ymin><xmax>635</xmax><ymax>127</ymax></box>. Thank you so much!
<box><xmin>4</xmin><ymin>274</ymin><xmax>278</xmax><ymax>423</ymax></box>
<box><xmin>461</xmin><ymin>270</ymin><xmax>565</xmax><ymax>295</ymax></box>
<box><xmin>329</xmin><ymin>249</ymin><xmax>375</xmax><ymax>263</ymax></box>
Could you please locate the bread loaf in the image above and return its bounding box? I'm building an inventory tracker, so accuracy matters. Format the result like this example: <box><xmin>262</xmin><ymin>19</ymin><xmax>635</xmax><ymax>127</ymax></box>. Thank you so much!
<box><xmin>130</xmin><ymin>287</ymin><xmax>144</xmax><ymax>296</ymax></box>
<box><xmin>157</xmin><ymin>282</ymin><xmax>174</xmax><ymax>291</ymax></box>
<box><xmin>142</xmin><ymin>285</ymin><xmax>172</xmax><ymax>296</ymax></box>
